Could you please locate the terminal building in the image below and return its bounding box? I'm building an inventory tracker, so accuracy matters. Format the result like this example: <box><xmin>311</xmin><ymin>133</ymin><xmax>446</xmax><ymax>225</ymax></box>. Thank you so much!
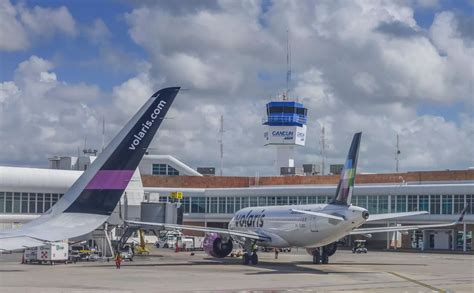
<box><xmin>0</xmin><ymin>153</ymin><xmax>473</xmax><ymax>252</ymax></box>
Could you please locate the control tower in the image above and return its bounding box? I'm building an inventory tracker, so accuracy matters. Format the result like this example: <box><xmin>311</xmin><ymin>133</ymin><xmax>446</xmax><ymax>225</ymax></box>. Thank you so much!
<box><xmin>263</xmin><ymin>101</ymin><xmax>308</xmax><ymax>175</ymax></box>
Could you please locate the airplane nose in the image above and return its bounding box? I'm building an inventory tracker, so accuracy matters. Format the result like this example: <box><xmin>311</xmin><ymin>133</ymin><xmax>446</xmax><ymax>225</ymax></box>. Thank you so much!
<box><xmin>362</xmin><ymin>211</ymin><xmax>369</xmax><ymax>220</ymax></box>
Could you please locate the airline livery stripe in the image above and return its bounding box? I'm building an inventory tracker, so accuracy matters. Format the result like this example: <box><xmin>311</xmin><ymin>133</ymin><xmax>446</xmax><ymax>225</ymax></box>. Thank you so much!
<box><xmin>85</xmin><ymin>170</ymin><xmax>135</xmax><ymax>190</ymax></box>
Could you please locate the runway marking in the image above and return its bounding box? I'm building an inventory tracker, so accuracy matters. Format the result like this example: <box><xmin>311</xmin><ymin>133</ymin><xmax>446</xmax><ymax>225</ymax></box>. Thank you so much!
<box><xmin>388</xmin><ymin>271</ymin><xmax>446</xmax><ymax>293</ymax></box>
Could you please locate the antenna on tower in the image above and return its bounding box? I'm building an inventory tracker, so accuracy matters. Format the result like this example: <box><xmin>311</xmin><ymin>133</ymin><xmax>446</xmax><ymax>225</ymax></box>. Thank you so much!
<box><xmin>396</xmin><ymin>133</ymin><xmax>401</xmax><ymax>172</ymax></box>
<box><xmin>219</xmin><ymin>115</ymin><xmax>225</xmax><ymax>176</ymax></box>
<box><xmin>320</xmin><ymin>125</ymin><xmax>326</xmax><ymax>175</ymax></box>
<box><xmin>284</xmin><ymin>29</ymin><xmax>291</xmax><ymax>101</ymax></box>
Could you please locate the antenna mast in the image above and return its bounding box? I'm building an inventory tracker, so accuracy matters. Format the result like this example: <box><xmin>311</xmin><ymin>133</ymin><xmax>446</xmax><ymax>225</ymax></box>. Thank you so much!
<box><xmin>320</xmin><ymin>125</ymin><xmax>326</xmax><ymax>175</ymax></box>
<box><xmin>285</xmin><ymin>29</ymin><xmax>291</xmax><ymax>101</ymax></box>
<box><xmin>219</xmin><ymin>115</ymin><xmax>225</xmax><ymax>176</ymax></box>
<box><xmin>396</xmin><ymin>133</ymin><xmax>400</xmax><ymax>172</ymax></box>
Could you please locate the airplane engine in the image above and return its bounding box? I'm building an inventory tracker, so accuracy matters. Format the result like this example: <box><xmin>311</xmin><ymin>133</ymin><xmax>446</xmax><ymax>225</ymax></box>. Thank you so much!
<box><xmin>203</xmin><ymin>233</ymin><xmax>233</xmax><ymax>258</ymax></box>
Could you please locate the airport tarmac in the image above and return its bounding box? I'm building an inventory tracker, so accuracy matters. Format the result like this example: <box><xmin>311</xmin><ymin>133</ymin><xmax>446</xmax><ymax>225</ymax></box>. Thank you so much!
<box><xmin>0</xmin><ymin>248</ymin><xmax>473</xmax><ymax>292</ymax></box>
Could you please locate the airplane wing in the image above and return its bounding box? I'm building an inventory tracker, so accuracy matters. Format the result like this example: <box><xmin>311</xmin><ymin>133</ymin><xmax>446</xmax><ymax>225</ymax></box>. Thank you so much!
<box><xmin>0</xmin><ymin>236</ymin><xmax>48</xmax><ymax>252</ymax></box>
<box><xmin>126</xmin><ymin>220</ymin><xmax>271</xmax><ymax>242</ymax></box>
<box><xmin>366</xmin><ymin>211</ymin><xmax>428</xmax><ymax>222</ymax></box>
<box><xmin>0</xmin><ymin>87</ymin><xmax>180</xmax><ymax>251</ymax></box>
<box><xmin>350</xmin><ymin>206</ymin><xmax>467</xmax><ymax>235</ymax></box>
<box><xmin>290</xmin><ymin>209</ymin><xmax>345</xmax><ymax>221</ymax></box>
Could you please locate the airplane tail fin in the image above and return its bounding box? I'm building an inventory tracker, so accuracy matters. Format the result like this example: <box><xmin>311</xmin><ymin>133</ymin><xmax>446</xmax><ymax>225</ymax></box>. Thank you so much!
<box><xmin>331</xmin><ymin>132</ymin><xmax>362</xmax><ymax>205</ymax></box>
<box><xmin>44</xmin><ymin>87</ymin><xmax>180</xmax><ymax>217</ymax></box>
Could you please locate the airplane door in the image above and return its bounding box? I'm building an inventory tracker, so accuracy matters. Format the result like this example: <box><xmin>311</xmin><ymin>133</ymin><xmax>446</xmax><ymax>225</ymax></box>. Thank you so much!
<box><xmin>310</xmin><ymin>216</ymin><xmax>318</xmax><ymax>232</ymax></box>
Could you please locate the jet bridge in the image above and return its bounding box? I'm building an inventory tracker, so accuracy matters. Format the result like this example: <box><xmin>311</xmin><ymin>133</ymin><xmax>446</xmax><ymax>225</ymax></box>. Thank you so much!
<box><xmin>117</xmin><ymin>202</ymin><xmax>183</xmax><ymax>250</ymax></box>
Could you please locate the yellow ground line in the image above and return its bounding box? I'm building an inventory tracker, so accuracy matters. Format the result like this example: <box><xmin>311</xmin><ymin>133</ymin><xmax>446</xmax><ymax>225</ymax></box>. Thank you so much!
<box><xmin>388</xmin><ymin>271</ymin><xmax>446</xmax><ymax>293</ymax></box>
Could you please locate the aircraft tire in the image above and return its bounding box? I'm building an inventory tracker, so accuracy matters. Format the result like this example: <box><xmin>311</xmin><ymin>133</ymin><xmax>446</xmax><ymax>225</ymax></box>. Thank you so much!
<box><xmin>312</xmin><ymin>252</ymin><xmax>320</xmax><ymax>264</ymax></box>
<box><xmin>242</xmin><ymin>253</ymin><xmax>250</xmax><ymax>265</ymax></box>
<box><xmin>321</xmin><ymin>253</ymin><xmax>329</xmax><ymax>264</ymax></box>
<box><xmin>251</xmin><ymin>253</ymin><xmax>258</xmax><ymax>265</ymax></box>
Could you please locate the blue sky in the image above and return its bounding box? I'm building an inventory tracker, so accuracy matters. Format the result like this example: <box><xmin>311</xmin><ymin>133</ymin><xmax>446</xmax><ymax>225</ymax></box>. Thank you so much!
<box><xmin>1</xmin><ymin>0</ymin><xmax>473</xmax><ymax>174</ymax></box>
<box><xmin>1</xmin><ymin>1</ymin><xmax>145</xmax><ymax>90</ymax></box>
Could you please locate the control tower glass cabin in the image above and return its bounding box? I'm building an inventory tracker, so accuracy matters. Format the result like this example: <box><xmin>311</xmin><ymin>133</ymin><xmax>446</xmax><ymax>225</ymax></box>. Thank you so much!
<box><xmin>263</xmin><ymin>101</ymin><xmax>308</xmax><ymax>175</ymax></box>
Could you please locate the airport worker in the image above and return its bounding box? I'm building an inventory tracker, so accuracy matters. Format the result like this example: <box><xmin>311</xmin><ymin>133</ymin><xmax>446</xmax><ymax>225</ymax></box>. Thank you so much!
<box><xmin>274</xmin><ymin>248</ymin><xmax>279</xmax><ymax>259</ymax></box>
<box><xmin>115</xmin><ymin>253</ymin><xmax>122</xmax><ymax>269</ymax></box>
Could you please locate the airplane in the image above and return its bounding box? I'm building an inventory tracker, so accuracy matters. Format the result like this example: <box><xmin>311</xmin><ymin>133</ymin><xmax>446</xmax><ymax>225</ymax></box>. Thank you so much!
<box><xmin>0</xmin><ymin>87</ymin><xmax>180</xmax><ymax>251</ymax></box>
<box><xmin>127</xmin><ymin>132</ymin><xmax>468</xmax><ymax>265</ymax></box>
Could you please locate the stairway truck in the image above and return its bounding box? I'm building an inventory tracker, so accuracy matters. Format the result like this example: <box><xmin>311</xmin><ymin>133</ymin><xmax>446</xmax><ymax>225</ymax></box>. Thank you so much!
<box><xmin>24</xmin><ymin>241</ymin><xmax>69</xmax><ymax>264</ymax></box>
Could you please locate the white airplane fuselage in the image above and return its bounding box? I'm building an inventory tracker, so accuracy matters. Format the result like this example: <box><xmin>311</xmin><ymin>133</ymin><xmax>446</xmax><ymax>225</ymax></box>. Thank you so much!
<box><xmin>228</xmin><ymin>204</ymin><xmax>368</xmax><ymax>248</ymax></box>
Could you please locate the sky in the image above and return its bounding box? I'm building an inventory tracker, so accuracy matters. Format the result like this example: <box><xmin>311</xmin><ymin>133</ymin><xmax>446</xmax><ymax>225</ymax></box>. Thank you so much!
<box><xmin>0</xmin><ymin>0</ymin><xmax>473</xmax><ymax>176</ymax></box>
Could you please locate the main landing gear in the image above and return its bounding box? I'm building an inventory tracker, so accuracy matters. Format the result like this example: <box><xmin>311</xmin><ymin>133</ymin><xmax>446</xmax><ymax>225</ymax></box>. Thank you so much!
<box><xmin>242</xmin><ymin>240</ymin><xmax>258</xmax><ymax>265</ymax></box>
<box><xmin>311</xmin><ymin>246</ymin><xmax>331</xmax><ymax>264</ymax></box>
<box><xmin>242</xmin><ymin>252</ymin><xmax>258</xmax><ymax>265</ymax></box>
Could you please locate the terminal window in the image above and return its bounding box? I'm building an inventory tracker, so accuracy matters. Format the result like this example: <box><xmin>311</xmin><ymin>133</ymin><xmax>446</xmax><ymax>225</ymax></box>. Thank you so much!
<box><xmin>226</xmin><ymin>197</ymin><xmax>234</xmax><ymax>213</ymax></box>
<box><xmin>396</xmin><ymin>195</ymin><xmax>407</xmax><ymax>212</ymax></box>
<box><xmin>21</xmin><ymin>193</ymin><xmax>28</xmax><ymax>213</ymax></box>
<box><xmin>168</xmin><ymin>166</ymin><xmax>179</xmax><ymax>176</ymax></box>
<box><xmin>442</xmin><ymin>195</ymin><xmax>453</xmax><ymax>214</ymax></box>
<box><xmin>454</xmin><ymin>195</ymin><xmax>464</xmax><ymax>213</ymax></box>
<box><xmin>378</xmin><ymin>196</ymin><xmax>388</xmax><ymax>214</ymax></box>
<box><xmin>152</xmin><ymin>164</ymin><xmax>180</xmax><ymax>176</ymax></box>
<box><xmin>235</xmin><ymin>197</ymin><xmax>242</xmax><ymax>210</ymax></box>
<box><xmin>419</xmin><ymin>195</ymin><xmax>429</xmax><ymax>212</ymax></box>
<box><xmin>13</xmin><ymin>192</ymin><xmax>20</xmax><ymax>213</ymax></box>
<box><xmin>298</xmin><ymin>196</ymin><xmax>307</xmax><ymax>205</ymax></box>
<box><xmin>152</xmin><ymin>164</ymin><xmax>167</xmax><ymax>175</ymax></box>
<box><xmin>368</xmin><ymin>196</ymin><xmax>378</xmax><ymax>214</ymax></box>
<box><xmin>218</xmin><ymin>197</ymin><xmax>226</xmax><ymax>213</ymax></box>
<box><xmin>430</xmin><ymin>195</ymin><xmax>441</xmax><ymax>214</ymax></box>
<box><xmin>0</xmin><ymin>192</ymin><xmax>4</xmax><ymax>213</ymax></box>
<box><xmin>29</xmin><ymin>193</ymin><xmax>36</xmax><ymax>213</ymax></box>
<box><xmin>249</xmin><ymin>197</ymin><xmax>258</xmax><ymax>208</ymax></box>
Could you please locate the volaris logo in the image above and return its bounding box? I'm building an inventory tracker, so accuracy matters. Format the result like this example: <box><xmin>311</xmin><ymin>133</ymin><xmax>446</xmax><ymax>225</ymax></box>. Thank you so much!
<box><xmin>129</xmin><ymin>100</ymin><xmax>167</xmax><ymax>150</ymax></box>
<box><xmin>235</xmin><ymin>209</ymin><xmax>265</xmax><ymax>228</ymax></box>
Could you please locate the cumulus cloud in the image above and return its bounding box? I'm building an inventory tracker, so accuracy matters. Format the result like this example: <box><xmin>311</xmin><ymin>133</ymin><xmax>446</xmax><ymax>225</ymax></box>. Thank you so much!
<box><xmin>0</xmin><ymin>56</ymin><xmax>104</xmax><ymax>166</ymax></box>
<box><xmin>0</xmin><ymin>0</ymin><xmax>76</xmax><ymax>51</ymax></box>
<box><xmin>120</xmin><ymin>0</ymin><xmax>473</xmax><ymax>174</ymax></box>
<box><xmin>84</xmin><ymin>18</ymin><xmax>111</xmax><ymax>44</ymax></box>
<box><xmin>1</xmin><ymin>1</ymin><xmax>472</xmax><ymax>175</ymax></box>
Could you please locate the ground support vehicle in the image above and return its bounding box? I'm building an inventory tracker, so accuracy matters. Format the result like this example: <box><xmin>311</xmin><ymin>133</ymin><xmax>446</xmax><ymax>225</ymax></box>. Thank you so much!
<box><xmin>352</xmin><ymin>240</ymin><xmax>368</xmax><ymax>253</ymax></box>
<box><xmin>24</xmin><ymin>241</ymin><xmax>68</xmax><ymax>264</ymax></box>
